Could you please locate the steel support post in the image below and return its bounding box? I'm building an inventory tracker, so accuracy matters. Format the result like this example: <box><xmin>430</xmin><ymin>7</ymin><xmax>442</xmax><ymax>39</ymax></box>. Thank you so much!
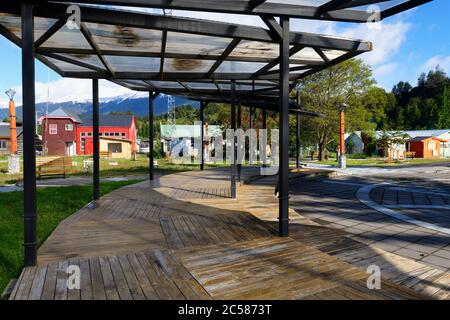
<box><xmin>93</xmin><ymin>78</ymin><xmax>100</xmax><ymax>200</ymax></box>
<box><xmin>230</xmin><ymin>81</ymin><xmax>237</xmax><ymax>199</ymax></box>
<box><xmin>200</xmin><ymin>101</ymin><xmax>205</xmax><ymax>171</ymax></box>
<box><xmin>237</xmin><ymin>101</ymin><xmax>242</xmax><ymax>182</ymax></box>
<box><xmin>22</xmin><ymin>1</ymin><xmax>37</xmax><ymax>267</ymax></box>
<box><xmin>296</xmin><ymin>91</ymin><xmax>301</xmax><ymax>169</ymax></box>
<box><xmin>262</xmin><ymin>107</ymin><xmax>267</xmax><ymax>167</ymax></box>
<box><xmin>279</xmin><ymin>16</ymin><xmax>290</xmax><ymax>237</ymax></box>
<box><xmin>149</xmin><ymin>92</ymin><xmax>155</xmax><ymax>180</ymax></box>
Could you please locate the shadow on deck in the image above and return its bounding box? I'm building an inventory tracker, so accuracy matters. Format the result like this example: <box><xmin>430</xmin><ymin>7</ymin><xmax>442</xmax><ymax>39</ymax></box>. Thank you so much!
<box><xmin>9</xmin><ymin>168</ymin><xmax>449</xmax><ymax>300</ymax></box>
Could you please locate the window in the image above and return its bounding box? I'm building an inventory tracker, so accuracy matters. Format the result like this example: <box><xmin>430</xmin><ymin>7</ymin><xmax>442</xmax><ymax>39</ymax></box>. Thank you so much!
<box><xmin>49</xmin><ymin>124</ymin><xmax>57</xmax><ymax>135</ymax></box>
<box><xmin>105</xmin><ymin>132</ymin><xmax>110</xmax><ymax>136</ymax></box>
<box><xmin>0</xmin><ymin>140</ymin><xmax>7</xmax><ymax>150</ymax></box>
<box><xmin>121</xmin><ymin>133</ymin><xmax>126</xmax><ymax>137</ymax></box>
<box><xmin>87</xmin><ymin>132</ymin><xmax>92</xmax><ymax>137</ymax></box>
<box><xmin>428</xmin><ymin>142</ymin><xmax>436</xmax><ymax>150</ymax></box>
<box><xmin>81</xmin><ymin>132</ymin><xmax>86</xmax><ymax>137</ymax></box>
<box><xmin>108</xmin><ymin>143</ymin><xmax>122</xmax><ymax>153</ymax></box>
<box><xmin>65</xmin><ymin>124</ymin><xmax>73</xmax><ymax>131</ymax></box>
<box><xmin>114</xmin><ymin>132</ymin><xmax>120</xmax><ymax>136</ymax></box>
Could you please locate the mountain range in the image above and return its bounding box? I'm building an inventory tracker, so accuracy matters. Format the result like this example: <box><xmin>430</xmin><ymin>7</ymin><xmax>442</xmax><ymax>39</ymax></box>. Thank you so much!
<box><xmin>0</xmin><ymin>94</ymin><xmax>199</xmax><ymax>121</ymax></box>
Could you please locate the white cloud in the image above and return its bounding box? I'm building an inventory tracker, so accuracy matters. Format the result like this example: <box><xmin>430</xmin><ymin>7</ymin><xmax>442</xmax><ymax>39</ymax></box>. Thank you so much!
<box><xmin>419</xmin><ymin>55</ymin><xmax>450</xmax><ymax>74</ymax></box>
<box><xmin>373</xmin><ymin>63</ymin><xmax>398</xmax><ymax>78</ymax></box>
<box><xmin>338</xmin><ymin>21</ymin><xmax>411</xmax><ymax>66</ymax></box>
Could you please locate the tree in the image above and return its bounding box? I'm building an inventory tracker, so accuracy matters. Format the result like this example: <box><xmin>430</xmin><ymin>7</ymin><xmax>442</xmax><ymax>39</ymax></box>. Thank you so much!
<box><xmin>438</xmin><ymin>86</ymin><xmax>450</xmax><ymax>129</ymax></box>
<box><xmin>376</xmin><ymin>131</ymin><xmax>408</xmax><ymax>160</ymax></box>
<box><xmin>362</xmin><ymin>87</ymin><xmax>389</xmax><ymax>129</ymax></box>
<box><xmin>298</xmin><ymin>59</ymin><xmax>376</xmax><ymax>161</ymax></box>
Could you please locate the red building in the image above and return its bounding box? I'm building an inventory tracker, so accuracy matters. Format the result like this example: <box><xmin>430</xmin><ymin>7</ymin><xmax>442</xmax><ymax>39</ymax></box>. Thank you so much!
<box><xmin>407</xmin><ymin>136</ymin><xmax>447</xmax><ymax>159</ymax></box>
<box><xmin>40</xmin><ymin>108</ymin><xmax>137</xmax><ymax>156</ymax></box>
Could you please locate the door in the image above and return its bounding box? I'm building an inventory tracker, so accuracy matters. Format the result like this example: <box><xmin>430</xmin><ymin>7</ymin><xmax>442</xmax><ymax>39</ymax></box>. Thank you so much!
<box><xmin>65</xmin><ymin>142</ymin><xmax>76</xmax><ymax>156</ymax></box>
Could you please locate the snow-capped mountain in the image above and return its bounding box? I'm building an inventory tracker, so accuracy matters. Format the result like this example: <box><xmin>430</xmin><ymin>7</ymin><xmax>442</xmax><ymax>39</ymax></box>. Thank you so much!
<box><xmin>0</xmin><ymin>94</ymin><xmax>198</xmax><ymax>121</ymax></box>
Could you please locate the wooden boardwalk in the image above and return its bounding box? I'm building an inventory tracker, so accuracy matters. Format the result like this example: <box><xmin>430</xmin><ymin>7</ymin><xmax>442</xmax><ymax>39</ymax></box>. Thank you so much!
<box><xmin>9</xmin><ymin>168</ymin><xmax>449</xmax><ymax>300</ymax></box>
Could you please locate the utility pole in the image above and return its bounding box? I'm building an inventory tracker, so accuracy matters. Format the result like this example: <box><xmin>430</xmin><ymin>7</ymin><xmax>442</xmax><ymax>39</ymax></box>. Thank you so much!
<box><xmin>338</xmin><ymin>103</ymin><xmax>348</xmax><ymax>169</ymax></box>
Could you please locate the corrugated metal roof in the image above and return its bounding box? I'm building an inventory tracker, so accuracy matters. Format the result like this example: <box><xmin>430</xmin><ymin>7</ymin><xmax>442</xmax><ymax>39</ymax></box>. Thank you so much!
<box><xmin>47</xmin><ymin>107</ymin><xmax>83</xmax><ymax>123</ymax></box>
<box><xmin>80</xmin><ymin>114</ymin><xmax>133</xmax><ymax>128</ymax></box>
<box><xmin>0</xmin><ymin>125</ymin><xmax>23</xmax><ymax>138</ymax></box>
<box><xmin>160</xmin><ymin>124</ymin><xmax>222</xmax><ymax>139</ymax></box>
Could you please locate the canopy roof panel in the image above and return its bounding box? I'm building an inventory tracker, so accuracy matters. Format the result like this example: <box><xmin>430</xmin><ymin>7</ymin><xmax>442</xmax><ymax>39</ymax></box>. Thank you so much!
<box><xmin>0</xmin><ymin>0</ymin><xmax>430</xmax><ymax>107</ymax></box>
<box><xmin>50</xmin><ymin>0</ymin><xmax>432</xmax><ymax>23</ymax></box>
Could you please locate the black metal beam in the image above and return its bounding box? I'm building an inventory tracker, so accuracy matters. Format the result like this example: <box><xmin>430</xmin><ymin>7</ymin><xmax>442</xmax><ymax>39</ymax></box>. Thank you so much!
<box><xmin>313</xmin><ymin>47</ymin><xmax>330</xmax><ymax>63</ymax></box>
<box><xmin>160</xmin><ymin>30</ymin><xmax>167</xmax><ymax>78</ymax></box>
<box><xmin>35</xmin><ymin>47</ymin><xmax>330</xmax><ymax>64</ymax></box>
<box><xmin>296</xmin><ymin>90</ymin><xmax>301</xmax><ymax>169</ymax></box>
<box><xmin>262</xmin><ymin>106</ymin><xmax>267</xmax><ymax>167</ymax></box>
<box><xmin>93</xmin><ymin>78</ymin><xmax>100</xmax><ymax>201</ymax></box>
<box><xmin>333</xmin><ymin>0</ymin><xmax>390</xmax><ymax>10</ymax></box>
<box><xmin>382</xmin><ymin>0</ymin><xmax>432</xmax><ymax>19</ymax></box>
<box><xmin>39</xmin><ymin>52</ymin><xmax>109</xmax><ymax>74</ymax></box>
<box><xmin>49</xmin><ymin>0</ymin><xmax>379</xmax><ymax>22</ymax></box>
<box><xmin>62</xmin><ymin>71</ymin><xmax>304</xmax><ymax>81</ymax></box>
<box><xmin>200</xmin><ymin>101</ymin><xmax>205</xmax><ymax>171</ymax></box>
<box><xmin>253</xmin><ymin>45</ymin><xmax>305</xmax><ymax>78</ymax></box>
<box><xmin>149</xmin><ymin>91</ymin><xmax>155</xmax><ymax>180</ymax></box>
<box><xmin>261</xmin><ymin>15</ymin><xmax>283</xmax><ymax>41</ymax></box>
<box><xmin>237</xmin><ymin>101</ymin><xmax>242</xmax><ymax>182</ymax></box>
<box><xmin>230</xmin><ymin>80</ymin><xmax>237</xmax><ymax>199</ymax></box>
<box><xmin>80</xmin><ymin>22</ymin><xmax>115</xmax><ymax>76</ymax></box>
<box><xmin>279</xmin><ymin>16</ymin><xmax>289</xmax><ymax>238</ymax></box>
<box><xmin>22</xmin><ymin>1</ymin><xmax>37</xmax><ymax>267</ymax></box>
<box><xmin>0</xmin><ymin>2</ymin><xmax>372</xmax><ymax>51</ymax></box>
<box><xmin>34</xmin><ymin>18</ymin><xmax>66</xmax><ymax>48</ymax></box>
<box><xmin>318</xmin><ymin>0</ymin><xmax>353</xmax><ymax>13</ymax></box>
<box><xmin>206</xmin><ymin>38</ymin><xmax>241</xmax><ymax>78</ymax></box>
<box><xmin>248</xmin><ymin>0</ymin><xmax>266</xmax><ymax>10</ymax></box>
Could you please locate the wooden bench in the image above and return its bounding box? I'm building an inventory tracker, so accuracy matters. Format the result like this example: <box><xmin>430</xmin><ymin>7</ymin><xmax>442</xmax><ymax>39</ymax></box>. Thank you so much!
<box><xmin>405</xmin><ymin>151</ymin><xmax>416</xmax><ymax>160</ymax></box>
<box><xmin>310</xmin><ymin>151</ymin><xmax>329</xmax><ymax>161</ymax></box>
<box><xmin>36</xmin><ymin>156</ymin><xmax>77</xmax><ymax>179</ymax></box>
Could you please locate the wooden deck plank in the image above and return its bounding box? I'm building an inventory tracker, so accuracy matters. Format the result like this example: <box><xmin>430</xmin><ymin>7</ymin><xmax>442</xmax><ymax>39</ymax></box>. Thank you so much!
<box><xmin>90</xmin><ymin>258</ymin><xmax>107</xmax><ymax>300</ymax></box>
<box><xmin>108</xmin><ymin>256</ymin><xmax>133</xmax><ymax>300</ymax></box>
<box><xmin>40</xmin><ymin>262</ymin><xmax>58</xmax><ymax>300</ymax></box>
<box><xmin>10</xmin><ymin>169</ymin><xmax>449</xmax><ymax>300</ymax></box>
<box><xmin>98</xmin><ymin>256</ymin><xmax>120</xmax><ymax>300</ymax></box>
<box><xmin>79</xmin><ymin>258</ymin><xmax>93</xmax><ymax>300</ymax></box>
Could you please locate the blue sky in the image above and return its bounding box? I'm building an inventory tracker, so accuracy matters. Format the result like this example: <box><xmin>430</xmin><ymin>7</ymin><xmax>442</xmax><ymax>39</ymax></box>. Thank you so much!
<box><xmin>0</xmin><ymin>1</ymin><xmax>448</xmax><ymax>107</ymax></box>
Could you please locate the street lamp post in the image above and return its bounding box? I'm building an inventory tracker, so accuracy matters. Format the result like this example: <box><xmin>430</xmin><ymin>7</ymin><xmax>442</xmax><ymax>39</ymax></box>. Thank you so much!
<box><xmin>338</xmin><ymin>103</ymin><xmax>347</xmax><ymax>169</ymax></box>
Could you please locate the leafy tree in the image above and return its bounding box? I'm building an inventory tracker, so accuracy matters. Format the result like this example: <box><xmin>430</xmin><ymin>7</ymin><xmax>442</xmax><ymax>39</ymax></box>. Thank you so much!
<box><xmin>298</xmin><ymin>59</ymin><xmax>376</xmax><ymax>160</ymax></box>
<box><xmin>376</xmin><ymin>131</ymin><xmax>408</xmax><ymax>159</ymax></box>
<box><xmin>362</xmin><ymin>87</ymin><xmax>389</xmax><ymax>129</ymax></box>
<box><xmin>438</xmin><ymin>86</ymin><xmax>450</xmax><ymax>128</ymax></box>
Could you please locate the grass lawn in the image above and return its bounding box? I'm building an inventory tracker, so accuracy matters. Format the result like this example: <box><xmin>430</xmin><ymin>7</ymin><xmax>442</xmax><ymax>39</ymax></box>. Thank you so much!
<box><xmin>0</xmin><ymin>179</ymin><xmax>142</xmax><ymax>295</ymax></box>
<box><xmin>314</xmin><ymin>157</ymin><xmax>450</xmax><ymax>167</ymax></box>
<box><xmin>0</xmin><ymin>154</ymin><xmax>229</xmax><ymax>186</ymax></box>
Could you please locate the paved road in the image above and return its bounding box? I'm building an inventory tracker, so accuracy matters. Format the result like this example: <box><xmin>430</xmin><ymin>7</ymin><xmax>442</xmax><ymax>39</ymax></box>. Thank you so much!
<box><xmin>290</xmin><ymin>174</ymin><xmax>450</xmax><ymax>271</ymax></box>
<box><xmin>302</xmin><ymin>162</ymin><xmax>450</xmax><ymax>177</ymax></box>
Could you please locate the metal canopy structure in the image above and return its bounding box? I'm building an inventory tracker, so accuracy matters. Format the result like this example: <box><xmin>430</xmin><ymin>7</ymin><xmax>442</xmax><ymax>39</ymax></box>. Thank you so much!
<box><xmin>48</xmin><ymin>0</ymin><xmax>432</xmax><ymax>22</ymax></box>
<box><xmin>0</xmin><ymin>1</ymin><xmax>374</xmax><ymax>109</ymax></box>
<box><xmin>0</xmin><ymin>0</ymin><xmax>431</xmax><ymax>267</ymax></box>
